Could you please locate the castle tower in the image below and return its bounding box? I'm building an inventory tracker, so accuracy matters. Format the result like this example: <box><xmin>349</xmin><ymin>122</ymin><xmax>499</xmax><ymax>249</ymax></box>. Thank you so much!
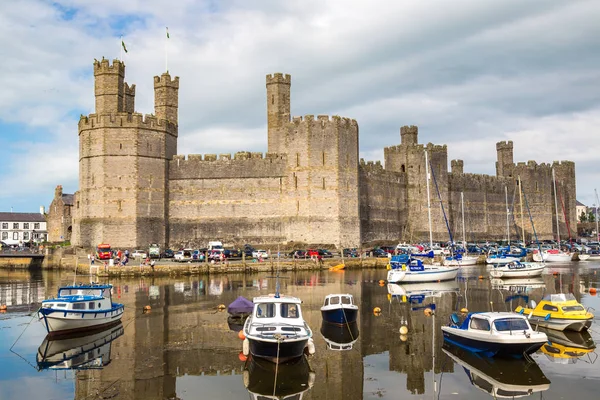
<box><xmin>94</xmin><ymin>59</ymin><xmax>125</xmax><ymax>114</ymax></box>
<box><xmin>401</xmin><ymin>125</ymin><xmax>418</xmax><ymax>145</ymax></box>
<box><xmin>154</xmin><ymin>73</ymin><xmax>179</xmax><ymax>123</ymax></box>
<box><xmin>266</xmin><ymin>73</ymin><xmax>291</xmax><ymax>154</ymax></box>
<box><xmin>451</xmin><ymin>159</ymin><xmax>463</xmax><ymax>174</ymax></box>
<box><xmin>496</xmin><ymin>141</ymin><xmax>514</xmax><ymax>177</ymax></box>
<box><xmin>72</xmin><ymin>59</ymin><xmax>179</xmax><ymax>249</ymax></box>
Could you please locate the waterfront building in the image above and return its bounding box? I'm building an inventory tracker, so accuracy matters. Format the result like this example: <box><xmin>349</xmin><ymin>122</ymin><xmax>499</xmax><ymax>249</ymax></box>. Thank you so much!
<box><xmin>0</xmin><ymin>210</ymin><xmax>47</xmax><ymax>246</ymax></box>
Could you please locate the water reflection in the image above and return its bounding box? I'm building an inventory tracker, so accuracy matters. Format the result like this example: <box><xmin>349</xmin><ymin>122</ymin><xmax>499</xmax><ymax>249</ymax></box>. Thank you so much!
<box><xmin>442</xmin><ymin>341</ymin><xmax>551</xmax><ymax>398</ymax></box>
<box><xmin>539</xmin><ymin>328</ymin><xmax>597</xmax><ymax>364</ymax></box>
<box><xmin>490</xmin><ymin>277</ymin><xmax>546</xmax><ymax>293</ymax></box>
<box><xmin>321</xmin><ymin>321</ymin><xmax>360</xmax><ymax>351</ymax></box>
<box><xmin>243</xmin><ymin>355</ymin><xmax>315</xmax><ymax>400</ymax></box>
<box><xmin>37</xmin><ymin>322</ymin><xmax>124</xmax><ymax>371</ymax></box>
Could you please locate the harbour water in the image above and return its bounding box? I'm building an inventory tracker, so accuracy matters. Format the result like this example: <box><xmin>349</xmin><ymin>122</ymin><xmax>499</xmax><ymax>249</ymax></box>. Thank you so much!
<box><xmin>1</xmin><ymin>261</ymin><xmax>599</xmax><ymax>399</ymax></box>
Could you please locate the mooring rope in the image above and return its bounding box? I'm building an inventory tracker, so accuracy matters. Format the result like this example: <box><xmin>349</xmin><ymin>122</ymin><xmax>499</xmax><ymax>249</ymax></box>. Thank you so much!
<box><xmin>272</xmin><ymin>336</ymin><xmax>282</xmax><ymax>397</ymax></box>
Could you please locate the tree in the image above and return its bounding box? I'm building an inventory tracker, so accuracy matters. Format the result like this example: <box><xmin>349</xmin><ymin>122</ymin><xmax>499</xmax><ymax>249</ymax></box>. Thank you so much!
<box><xmin>588</xmin><ymin>210</ymin><xmax>596</xmax><ymax>223</ymax></box>
<box><xmin>580</xmin><ymin>211</ymin><xmax>588</xmax><ymax>223</ymax></box>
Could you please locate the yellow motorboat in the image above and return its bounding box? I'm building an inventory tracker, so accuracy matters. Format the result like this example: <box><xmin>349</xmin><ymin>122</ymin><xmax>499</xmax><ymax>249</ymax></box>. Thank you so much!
<box><xmin>538</xmin><ymin>328</ymin><xmax>596</xmax><ymax>364</ymax></box>
<box><xmin>515</xmin><ymin>293</ymin><xmax>594</xmax><ymax>332</ymax></box>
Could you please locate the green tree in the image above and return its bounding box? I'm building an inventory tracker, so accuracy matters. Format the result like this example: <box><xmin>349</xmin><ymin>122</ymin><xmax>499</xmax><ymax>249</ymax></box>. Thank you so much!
<box><xmin>580</xmin><ymin>211</ymin><xmax>588</xmax><ymax>222</ymax></box>
<box><xmin>588</xmin><ymin>210</ymin><xmax>596</xmax><ymax>223</ymax></box>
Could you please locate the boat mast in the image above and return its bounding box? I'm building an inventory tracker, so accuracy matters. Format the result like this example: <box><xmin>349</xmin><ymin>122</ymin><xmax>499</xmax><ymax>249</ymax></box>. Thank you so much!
<box><xmin>518</xmin><ymin>176</ymin><xmax>525</xmax><ymax>243</ymax></box>
<box><xmin>505</xmin><ymin>185</ymin><xmax>510</xmax><ymax>247</ymax></box>
<box><xmin>461</xmin><ymin>192</ymin><xmax>466</xmax><ymax>247</ymax></box>
<box><xmin>552</xmin><ymin>168</ymin><xmax>561</xmax><ymax>244</ymax></box>
<box><xmin>595</xmin><ymin>189</ymin><xmax>600</xmax><ymax>243</ymax></box>
<box><xmin>425</xmin><ymin>150</ymin><xmax>433</xmax><ymax>249</ymax></box>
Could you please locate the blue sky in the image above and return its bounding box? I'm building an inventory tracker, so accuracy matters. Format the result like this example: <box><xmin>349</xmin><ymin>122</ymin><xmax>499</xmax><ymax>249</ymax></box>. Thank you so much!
<box><xmin>1</xmin><ymin>0</ymin><xmax>600</xmax><ymax>212</ymax></box>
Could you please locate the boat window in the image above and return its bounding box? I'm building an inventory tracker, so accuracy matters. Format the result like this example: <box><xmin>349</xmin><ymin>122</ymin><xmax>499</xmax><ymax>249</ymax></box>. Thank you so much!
<box><xmin>72</xmin><ymin>303</ymin><xmax>86</xmax><ymax>310</ymax></box>
<box><xmin>256</xmin><ymin>303</ymin><xmax>275</xmax><ymax>318</ymax></box>
<box><xmin>55</xmin><ymin>304</ymin><xmax>66</xmax><ymax>307</ymax></box>
<box><xmin>494</xmin><ymin>318</ymin><xmax>530</xmax><ymax>331</ymax></box>
<box><xmin>281</xmin><ymin>303</ymin><xmax>299</xmax><ymax>318</ymax></box>
<box><xmin>542</xmin><ymin>304</ymin><xmax>559</xmax><ymax>312</ymax></box>
<box><xmin>89</xmin><ymin>302</ymin><xmax>96</xmax><ymax>310</ymax></box>
<box><xmin>43</xmin><ymin>304</ymin><xmax>53</xmax><ymax>308</ymax></box>
<box><xmin>470</xmin><ymin>317</ymin><xmax>491</xmax><ymax>331</ymax></box>
<box><xmin>562</xmin><ymin>305</ymin><xmax>585</xmax><ymax>312</ymax></box>
<box><xmin>330</xmin><ymin>297</ymin><xmax>340</xmax><ymax>305</ymax></box>
<box><xmin>341</xmin><ymin>296</ymin><xmax>352</xmax><ymax>305</ymax></box>
<box><xmin>324</xmin><ymin>298</ymin><xmax>329</xmax><ymax>306</ymax></box>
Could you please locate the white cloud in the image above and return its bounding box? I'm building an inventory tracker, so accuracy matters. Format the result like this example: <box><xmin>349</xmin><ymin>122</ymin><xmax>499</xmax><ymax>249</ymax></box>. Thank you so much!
<box><xmin>0</xmin><ymin>0</ymin><xmax>599</xmax><ymax>211</ymax></box>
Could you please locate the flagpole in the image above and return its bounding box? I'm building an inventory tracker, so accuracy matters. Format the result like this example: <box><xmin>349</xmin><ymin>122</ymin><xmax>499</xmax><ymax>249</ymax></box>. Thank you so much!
<box><xmin>165</xmin><ymin>27</ymin><xmax>169</xmax><ymax>73</ymax></box>
<box><xmin>120</xmin><ymin>35</ymin><xmax>123</xmax><ymax>61</ymax></box>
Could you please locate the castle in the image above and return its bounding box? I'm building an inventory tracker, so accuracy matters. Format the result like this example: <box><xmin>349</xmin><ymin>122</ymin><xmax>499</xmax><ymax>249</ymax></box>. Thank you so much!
<box><xmin>63</xmin><ymin>59</ymin><xmax>576</xmax><ymax>249</ymax></box>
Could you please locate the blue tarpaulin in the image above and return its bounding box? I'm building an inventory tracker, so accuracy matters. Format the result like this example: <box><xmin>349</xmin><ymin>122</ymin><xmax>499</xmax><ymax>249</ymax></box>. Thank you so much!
<box><xmin>227</xmin><ymin>296</ymin><xmax>254</xmax><ymax>315</ymax></box>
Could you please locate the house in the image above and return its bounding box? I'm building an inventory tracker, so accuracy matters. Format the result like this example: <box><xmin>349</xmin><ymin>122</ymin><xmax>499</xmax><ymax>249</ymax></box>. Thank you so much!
<box><xmin>46</xmin><ymin>185</ymin><xmax>74</xmax><ymax>243</ymax></box>
<box><xmin>0</xmin><ymin>210</ymin><xmax>47</xmax><ymax>246</ymax></box>
<box><xmin>576</xmin><ymin>200</ymin><xmax>588</xmax><ymax>222</ymax></box>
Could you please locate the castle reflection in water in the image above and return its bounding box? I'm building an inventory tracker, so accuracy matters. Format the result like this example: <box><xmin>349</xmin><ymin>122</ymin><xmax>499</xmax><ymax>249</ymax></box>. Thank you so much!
<box><xmin>4</xmin><ymin>266</ymin><xmax>592</xmax><ymax>399</ymax></box>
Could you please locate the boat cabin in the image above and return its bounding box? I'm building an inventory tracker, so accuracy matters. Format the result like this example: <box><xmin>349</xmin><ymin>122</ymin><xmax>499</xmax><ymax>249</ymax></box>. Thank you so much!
<box><xmin>322</xmin><ymin>294</ymin><xmax>354</xmax><ymax>308</ymax></box>
<box><xmin>534</xmin><ymin>293</ymin><xmax>586</xmax><ymax>313</ymax></box>
<box><xmin>453</xmin><ymin>312</ymin><xmax>534</xmax><ymax>334</ymax></box>
<box><xmin>41</xmin><ymin>284</ymin><xmax>114</xmax><ymax>312</ymax></box>
<box><xmin>252</xmin><ymin>295</ymin><xmax>303</xmax><ymax>322</ymax></box>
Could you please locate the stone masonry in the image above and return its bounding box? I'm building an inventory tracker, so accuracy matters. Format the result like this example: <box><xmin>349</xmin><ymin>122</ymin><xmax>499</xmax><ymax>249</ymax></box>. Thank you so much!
<box><xmin>69</xmin><ymin>59</ymin><xmax>576</xmax><ymax>249</ymax></box>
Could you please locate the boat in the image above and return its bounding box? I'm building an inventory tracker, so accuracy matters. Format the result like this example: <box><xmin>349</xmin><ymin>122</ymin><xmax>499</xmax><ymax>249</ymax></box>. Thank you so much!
<box><xmin>320</xmin><ymin>293</ymin><xmax>358</xmax><ymax>324</ymax></box>
<box><xmin>488</xmin><ymin>260</ymin><xmax>545</xmax><ymax>278</ymax></box>
<box><xmin>486</xmin><ymin>249</ymin><xmax>517</xmax><ymax>265</ymax></box>
<box><xmin>578</xmin><ymin>253</ymin><xmax>591</xmax><ymax>261</ymax></box>
<box><xmin>243</xmin><ymin>355</ymin><xmax>315</xmax><ymax>400</ymax></box>
<box><xmin>532</xmin><ymin>248</ymin><xmax>572</xmax><ymax>263</ymax></box>
<box><xmin>242</xmin><ymin>293</ymin><xmax>315</xmax><ymax>363</ymax></box>
<box><xmin>514</xmin><ymin>293</ymin><xmax>594</xmax><ymax>332</ymax></box>
<box><xmin>442</xmin><ymin>342</ymin><xmax>551</xmax><ymax>398</ymax></box>
<box><xmin>490</xmin><ymin>277</ymin><xmax>545</xmax><ymax>292</ymax></box>
<box><xmin>387</xmin><ymin>281</ymin><xmax>459</xmax><ymax>303</ymax></box>
<box><xmin>37</xmin><ymin>322</ymin><xmax>124</xmax><ymax>371</ymax></box>
<box><xmin>38</xmin><ymin>283</ymin><xmax>125</xmax><ymax>335</ymax></box>
<box><xmin>538</xmin><ymin>327</ymin><xmax>596</xmax><ymax>364</ymax></box>
<box><xmin>320</xmin><ymin>320</ymin><xmax>359</xmax><ymax>351</ymax></box>
<box><xmin>387</xmin><ymin>254</ymin><xmax>459</xmax><ymax>283</ymax></box>
<box><xmin>441</xmin><ymin>312</ymin><xmax>548</xmax><ymax>357</ymax></box>
<box><xmin>444</xmin><ymin>192</ymin><xmax>479</xmax><ymax>267</ymax></box>
<box><xmin>227</xmin><ymin>296</ymin><xmax>254</xmax><ymax>332</ymax></box>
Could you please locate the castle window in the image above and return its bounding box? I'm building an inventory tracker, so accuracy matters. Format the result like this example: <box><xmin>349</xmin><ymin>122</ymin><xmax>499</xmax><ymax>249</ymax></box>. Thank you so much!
<box><xmin>296</xmin><ymin>153</ymin><xmax>300</xmax><ymax>167</ymax></box>
<box><xmin>322</xmin><ymin>178</ymin><xmax>326</xmax><ymax>189</ymax></box>
<box><xmin>346</xmin><ymin>154</ymin><xmax>349</xmax><ymax>167</ymax></box>
<box><xmin>271</xmin><ymin>94</ymin><xmax>274</xmax><ymax>105</ymax></box>
<box><xmin>77</xmin><ymin>201</ymin><xmax>80</xmax><ymax>209</ymax></box>
<box><xmin>117</xmin><ymin>200</ymin><xmax>122</xmax><ymax>212</ymax></box>
<box><xmin>401</xmin><ymin>164</ymin><xmax>405</xmax><ymax>173</ymax></box>
<box><xmin>296</xmin><ymin>200</ymin><xmax>300</xmax><ymax>213</ymax></box>
<box><xmin>418</xmin><ymin>165</ymin><xmax>421</xmax><ymax>174</ymax></box>
<box><xmin>120</xmin><ymin>143</ymin><xmax>122</xmax><ymax>150</ymax></box>
<box><xmin>294</xmin><ymin>174</ymin><xmax>297</xmax><ymax>189</ymax></box>
<box><xmin>535</xmin><ymin>182</ymin><xmax>539</xmax><ymax>191</ymax></box>
<box><xmin>322</xmin><ymin>152</ymin><xmax>326</xmax><ymax>166</ymax></box>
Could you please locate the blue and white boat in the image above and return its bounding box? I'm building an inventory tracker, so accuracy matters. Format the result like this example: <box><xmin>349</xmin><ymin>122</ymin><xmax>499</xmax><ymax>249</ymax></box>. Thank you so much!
<box><xmin>320</xmin><ymin>294</ymin><xmax>358</xmax><ymax>324</ymax></box>
<box><xmin>441</xmin><ymin>312</ymin><xmax>547</xmax><ymax>357</ymax></box>
<box><xmin>488</xmin><ymin>260</ymin><xmax>545</xmax><ymax>279</ymax></box>
<box><xmin>38</xmin><ymin>283</ymin><xmax>125</xmax><ymax>335</ymax></box>
<box><xmin>387</xmin><ymin>254</ymin><xmax>459</xmax><ymax>283</ymax></box>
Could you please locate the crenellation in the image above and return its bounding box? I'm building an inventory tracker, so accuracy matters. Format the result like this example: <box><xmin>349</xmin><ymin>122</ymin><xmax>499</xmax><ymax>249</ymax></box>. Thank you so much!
<box><xmin>251</xmin><ymin>152</ymin><xmax>263</xmax><ymax>159</ymax></box>
<box><xmin>204</xmin><ymin>154</ymin><xmax>217</xmax><ymax>161</ymax></box>
<box><xmin>266</xmin><ymin>73</ymin><xmax>291</xmax><ymax>85</ymax></box>
<box><xmin>188</xmin><ymin>154</ymin><xmax>202</xmax><ymax>161</ymax></box>
<box><xmin>219</xmin><ymin>153</ymin><xmax>232</xmax><ymax>161</ymax></box>
<box><xmin>153</xmin><ymin>73</ymin><xmax>180</xmax><ymax>88</ymax></box>
<box><xmin>93</xmin><ymin>58</ymin><xmax>124</xmax><ymax>75</ymax></box>
<box><xmin>78</xmin><ymin>112</ymin><xmax>177</xmax><ymax>136</ymax></box>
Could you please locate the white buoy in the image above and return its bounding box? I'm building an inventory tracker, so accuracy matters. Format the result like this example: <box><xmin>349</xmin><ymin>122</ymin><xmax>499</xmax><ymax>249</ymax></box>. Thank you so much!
<box><xmin>307</xmin><ymin>338</ymin><xmax>316</xmax><ymax>355</ymax></box>
<box><xmin>399</xmin><ymin>325</ymin><xmax>408</xmax><ymax>335</ymax></box>
<box><xmin>242</xmin><ymin>338</ymin><xmax>249</xmax><ymax>356</ymax></box>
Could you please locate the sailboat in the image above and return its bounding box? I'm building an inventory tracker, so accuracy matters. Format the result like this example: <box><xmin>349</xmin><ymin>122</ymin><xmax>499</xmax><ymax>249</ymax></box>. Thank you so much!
<box><xmin>486</xmin><ymin>186</ymin><xmax>526</xmax><ymax>265</ymax></box>
<box><xmin>387</xmin><ymin>150</ymin><xmax>459</xmax><ymax>283</ymax></box>
<box><xmin>444</xmin><ymin>192</ymin><xmax>478</xmax><ymax>266</ymax></box>
<box><xmin>533</xmin><ymin>169</ymin><xmax>571</xmax><ymax>262</ymax></box>
<box><xmin>585</xmin><ymin>189</ymin><xmax>600</xmax><ymax>261</ymax></box>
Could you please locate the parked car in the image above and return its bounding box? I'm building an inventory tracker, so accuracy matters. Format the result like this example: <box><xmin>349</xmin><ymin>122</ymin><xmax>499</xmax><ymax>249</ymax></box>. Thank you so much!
<box><xmin>318</xmin><ymin>249</ymin><xmax>333</xmax><ymax>258</ymax></box>
<box><xmin>252</xmin><ymin>250</ymin><xmax>269</xmax><ymax>259</ymax></box>
<box><xmin>174</xmin><ymin>249</ymin><xmax>193</xmax><ymax>262</ymax></box>
<box><xmin>306</xmin><ymin>249</ymin><xmax>320</xmax><ymax>257</ymax></box>
<box><xmin>343</xmin><ymin>248</ymin><xmax>358</xmax><ymax>258</ymax></box>
<box><xmin>224</xmin><ymin>249</ymin><xmax>242</xmax><ymax>258</ymax></box>
<box><xmin>244</xmin><ymin>244</ymin><xmax>256</xmax><ymax>257</ymax></box>
<box><xmin>289</xmin><ymin>250</ymin><xmax>307</xmax><ymax>259</ymax></box>
<box><xmin>131</xmin><ymin>249</ymin><xmax>147</xmax><ymax>259</ymax></box>
<box><xmin>160</xmin><ymin>249</ymin><xmax>175</xmax><ymax>258</ymax></box>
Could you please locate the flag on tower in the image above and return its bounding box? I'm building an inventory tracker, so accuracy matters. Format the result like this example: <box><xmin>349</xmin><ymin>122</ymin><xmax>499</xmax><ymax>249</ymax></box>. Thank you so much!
<box><xmin>166</xmin><ymin>27</ymin><xmax>170</xmax><ymax>39</ymax></box>
<box><xmin>121</xmin><ymin>40</ymin><xmax>128</xmax><ymax>53</ymax></box>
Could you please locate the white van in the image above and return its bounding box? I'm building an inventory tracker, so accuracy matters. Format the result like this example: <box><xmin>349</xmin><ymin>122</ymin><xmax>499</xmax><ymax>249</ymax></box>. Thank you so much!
<box><xmin>208</xmin><ymin>241</ymin><xmax>223</xmax><ymax>250</ymax></box>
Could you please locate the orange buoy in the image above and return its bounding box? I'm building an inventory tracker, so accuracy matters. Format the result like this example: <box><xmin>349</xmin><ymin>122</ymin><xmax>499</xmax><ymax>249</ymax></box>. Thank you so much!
<box><xmin>0</xmin><ymin>304</ymin><xmax>6</xmax><ymax>311</ymax></box>
<box><xmin>378</xmin><ymin>280</ymin><xmax>385</xmax><ymax>285</ymax></box>
<box><xmin>460</xmin><ymin>307</ymin><xmax>468</xmax><ymax>313</ymax></box>
<box><xmin>590</xmin><ymin>288</ymin><xmax>597</xmax><ymax>295</ymax></box>
<box><xmin>373</xmin><ymin>307</ymin><xmax>381</xmax><ymax>313</ymax></box>
<box><xmin>238</xmin><ymin>352</ymin><xmax>247</xmax><ymax>362</ymax></box>
<box><xmin>424</xmin><ymin>308</ymin><xmax>433</xmax><ymax>317</ymax></box>
<box><xmin>217</xmin><ymin>304</ymin><xmax>226</xmax><ymax>312</ymax></box>
<box><xmin>143</xmin><ymin>305</ymin><xmax>151</xmax><ymax>313</ymax></box>
<box><xmin>478</xmin><ymin>275</ymin><xmax>483</xmax><ymax>280</ymax></box>
<box><xmin>238</xmin><ymin>330</ymin><xmax>246</xmax><ymax>340</ymax></box>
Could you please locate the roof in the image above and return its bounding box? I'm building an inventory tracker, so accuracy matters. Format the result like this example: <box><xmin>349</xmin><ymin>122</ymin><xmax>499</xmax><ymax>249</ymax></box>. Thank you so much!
<box><xmin>576</xmin><ymin>200</ymin><xmax>587</xmax><ymax>206</ymax></box>
<box><xmin>252</xmin><ymin>294</ymin><xmax>302</xmax><ymax>304</ymax></box>
<box><xmin>0</xmin><ymin>212</ymin><xmax>46</xmax><ymax>223</ymax></box>
<box><xmin>62</xmin><ymin>194</ymin><xmax>74</xmax><ymax>206</ymax></box>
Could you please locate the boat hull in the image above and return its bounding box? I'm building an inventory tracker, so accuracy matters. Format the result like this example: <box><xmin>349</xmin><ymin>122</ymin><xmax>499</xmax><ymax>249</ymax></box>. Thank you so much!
<box><xmin>387</xmin><ymin>266</ymin><xmax>458</xmax><ymax>283</ymax></box>
<box><xmin>442</xmin><ymin>328</ymin><xmax>546</xmax><ymax>357</ymax></box>
<box><xmin>527</xmin><ymin>316</ymin><xmax>592</xmax><ymax>332</ymax></box>
<box><xmin>578</xmin><ymin>254</ymin><xmax>591</xmax><ymax>261</ymax></box>
<box><xmin>489</xmin><ymin>264</ymin><xmax>545</xmax><ymax>278</ymax></box>
<box><xmin>248</xmin><ymin>337</ymin><xmax>309</xmax><ymax>363</ymax></box>
<box><xmin>38</xmin><ymin>304</ymin><xmax>125</xmax><ymax>336</ymax></box>
<box><xmin>486</xmin><ymin>257</ymin><xmax>514</xmax><ymax>265</ymax></box>
<box><xmin>444</xmin><ymin>256</ymin><xmax>478</xmax><ymax>266</ymax></box>
<box><xmin>320</xmin><ymin>307</ymin><xmax>358</xmax><ymax>324</ymax></box>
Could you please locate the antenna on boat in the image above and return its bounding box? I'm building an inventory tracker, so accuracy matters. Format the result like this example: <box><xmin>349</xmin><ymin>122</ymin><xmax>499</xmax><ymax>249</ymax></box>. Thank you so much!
<box><xmin>275</xmin><ymin>245</ymin><xmax>281</xmax><ymax>298</ymax></box>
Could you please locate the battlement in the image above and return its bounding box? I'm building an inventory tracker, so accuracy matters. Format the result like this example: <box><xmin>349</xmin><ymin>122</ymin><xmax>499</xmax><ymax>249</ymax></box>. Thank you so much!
<box><xmin>266</xmin><ymin>73</ymin><xmax>291</xmax><ymax>85</ymax></box>
<box><xmin>289</xmin><ymin>114</ymin><xmax>358</xmax><ymax>128</ymax></box>
<box><xmin>123</xmin><ymin>82</ymin><xmax>136</xmax><ymax>95</ymax></box>
<box><xmin>400</xmin><ymin>125</ymin><xmax>419</xmax><ymax>145</ymax></box>
<box><xmin>170</xmin><ymin>152</ymin><xmax>287</xmax><ymax>162</ymax></box>
<box><xmin>93</xmin><ymin>58</ymin><xmax>124</xmax><ymax>76</ymax></box>
<box><xmin>496</xmin><ymin>140</ymin><xmax>513</xmax><ymax>150</ymax></box>
<box><xmin>449</xmin><ymin>172</ymin><xmax>510</xmax><ymax>193</ymax></box>
<box><xmin>78</xmin><ymin>112</ymin><xmax>177</xmax><ymax>136</ymax></box>
<box><xmin>154</xmin><ymin>73</ymin><xmax>180</xmax><ymax>88</ymax></box>
<box><xmin>451</xmin><ymin>159</ymin><xmax>464</xmax><ymax>174</ymax></box>
<box><xmin>400</xmin><ymin>125</ymin><xmax>418</xmax><ymax>135</ymax></box>
<box><xmin>552</xmin><ymin>160</ymin><xmax>575</xmax><ymax>168</ymax></box>
<box><xmin>425</xmin><ymin>143</ymin><xmax>447</xmax><ymax>152</ymax></box>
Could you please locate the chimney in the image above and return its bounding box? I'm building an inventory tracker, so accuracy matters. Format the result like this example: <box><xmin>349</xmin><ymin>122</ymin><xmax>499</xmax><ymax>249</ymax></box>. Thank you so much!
<box><xmin>40</xmin><ymin>206</ymin><xmax>45</xmax><ymax>215</ymax></box>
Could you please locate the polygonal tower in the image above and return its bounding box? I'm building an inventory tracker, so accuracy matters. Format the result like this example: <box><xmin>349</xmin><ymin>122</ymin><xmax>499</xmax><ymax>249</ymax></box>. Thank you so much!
<box><xmin>266</xmin><ymin>73</ymin><xmax>291</xmax><ymax>154</ymax></box>
<box><xmin>72</xmin><ymin>58</ymin><xmax>179</xmax><ymax>249</ymax></box>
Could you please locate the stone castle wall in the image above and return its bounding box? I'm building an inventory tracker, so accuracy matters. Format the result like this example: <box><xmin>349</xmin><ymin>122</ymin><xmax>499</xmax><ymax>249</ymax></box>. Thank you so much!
<box><xmin>69</xmin><ymin>59</ymin><xmax>577</xmax><ymax>249</ymax></box>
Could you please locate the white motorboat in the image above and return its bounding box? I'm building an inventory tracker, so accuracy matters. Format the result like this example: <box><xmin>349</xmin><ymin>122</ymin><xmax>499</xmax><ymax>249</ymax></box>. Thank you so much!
<box><xmin>578</xmin><ymin>254</ymin><xmax>591</xmax><ymax>261</ymax></box>
<box><xmin>38</xmin><ymin>283</ymin><xmax>124</xmax><ymax>335</ymax></box>
<box><xmin>443</xmin><ymin>254</ymin><xmax>479</xmax><ymax>266</ymax></box>
<box><xmin>320</xmin><ymin>294</ymin><xmax>358</xmax><ymax>324</ymax></box>
<box><xmin>387</xmin><ymin>255</ymin><xmax>459</xmax><ymax>283</ymax></box>
<box><xmin>532</xmin><ymin>249</ymin><xmax>572</xmax><ymax>263</ymax></box>
<box><xmin>442</xmin><ymin>312</ymin><xmax>548</xmax><ymax>357</ymax></box>
<box><xmin>488</xmin><ymin>260</ymin><xmax>545</xmax><ymax>278</ymax></box>
<box><xmin>242</xmin><ymin>294</ymin><xmax>314</xmax><ymax>363</ymax></box>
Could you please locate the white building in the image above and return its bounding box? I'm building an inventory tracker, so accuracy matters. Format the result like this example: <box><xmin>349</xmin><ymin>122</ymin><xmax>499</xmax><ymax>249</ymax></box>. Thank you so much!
<box><xmin>0</xmin><ymin>208</ymin><xmax>48</xmax><ymax>246</ymax></box>
<box><xmin>576</xmin><ymin>200</ymin><xmax>588</xmax><ymax>222</ymax></box>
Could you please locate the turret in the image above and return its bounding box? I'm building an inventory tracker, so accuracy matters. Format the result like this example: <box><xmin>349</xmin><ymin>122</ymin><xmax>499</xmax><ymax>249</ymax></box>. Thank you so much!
<box><xmin>94</xmin><ymin>59</ymin><xmax>125</xmax><ymax>114</ymax></box>
<box><xmin>154</xmin><ymin>73</ymin><xmax>179</xmax><ymax>123</ymax></box>
<box><xmin>496</xmin><ymin>141</ymin><xmax>514</xmax><ymax>177</ymax></box>
<box><xmin>401</xmin><ymin>125</ymin><xmax>419</xmax><ymax>145</ymax></box>
<box><xmin>266</xmin><ymin>73</ymin><xmax>291</xmax><ymax>153</ymax></box>
<box><xmin>123</xmin><ymin>82</ymin><xmax>136</xmax><ymax>113</ymax></box>
<box><xmin>451</xmin><ymin>159</ymin><xmax>464</xmax><ymax>174</ymax></box>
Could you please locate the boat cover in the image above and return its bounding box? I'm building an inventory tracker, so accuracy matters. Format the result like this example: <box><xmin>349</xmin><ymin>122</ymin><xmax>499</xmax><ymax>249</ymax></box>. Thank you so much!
<box><xmin>227</xmin><ymin>296</ymin><xmax>254</xmax><ymax>315</ymax></box>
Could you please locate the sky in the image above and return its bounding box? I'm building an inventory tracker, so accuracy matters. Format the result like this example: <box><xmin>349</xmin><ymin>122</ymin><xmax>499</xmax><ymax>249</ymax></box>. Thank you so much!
<box><xmin>1</xmin><ymin>0</ymin><xmax>600</xmax><ymax>212</ymax></box>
